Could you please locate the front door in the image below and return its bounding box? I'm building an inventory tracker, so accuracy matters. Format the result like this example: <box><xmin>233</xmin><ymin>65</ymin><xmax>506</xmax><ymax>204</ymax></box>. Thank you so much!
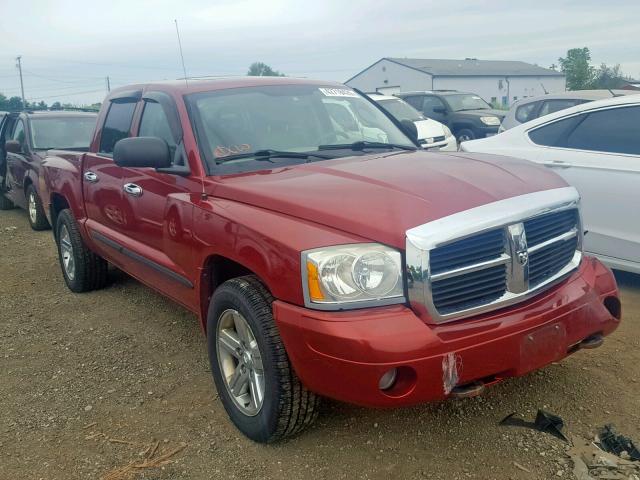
<box><xmin>5</xmin><ymin>118</ymin><xmax>29</xmax><ymax>208</ymax></box>
<box><xmin>118</xmin><ymin>94</ymin><xmax>198</xmax><ymax>308</ymax></box>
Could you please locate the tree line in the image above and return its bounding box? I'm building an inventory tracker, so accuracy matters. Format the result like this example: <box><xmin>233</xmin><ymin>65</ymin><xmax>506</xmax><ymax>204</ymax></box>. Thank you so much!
<box><xmin>557</xmin><ymin>47</ymin><xmax>634</xmax><ymax>91</ymax></box>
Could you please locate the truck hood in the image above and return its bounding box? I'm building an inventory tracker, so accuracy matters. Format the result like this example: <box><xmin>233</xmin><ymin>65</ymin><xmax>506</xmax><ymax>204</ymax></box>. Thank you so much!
<box><xmin>206</xmin><ymin>151</ymin><xmax>566</xmax><ymax>249</ymax></box>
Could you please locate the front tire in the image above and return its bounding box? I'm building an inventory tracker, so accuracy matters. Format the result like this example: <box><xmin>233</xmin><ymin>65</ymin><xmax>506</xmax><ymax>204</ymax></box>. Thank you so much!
<box><xmin>207</xmin><ymin>276</ymin><xmax>320</xmax><ymax>443</ymax></box>
<box><xmin>456</xmin><ymin>128</ymin><xmax>476</xmax><ymax>143</ymax></box>
<box><xmin>55</xmin><ymin>209</ymin><xmax>108</xmax><ymax>293</ymax></box>
<box><xmin>26</xmin><ymin>185</ymin><xmax>50</xmax><ymax>230</ymax></box>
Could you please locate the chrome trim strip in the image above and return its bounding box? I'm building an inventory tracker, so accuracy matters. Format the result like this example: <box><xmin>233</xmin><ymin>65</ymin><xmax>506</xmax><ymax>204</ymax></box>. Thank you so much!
<box><xmin>430</xmin><ymin>254</ymin><xmax>511</xmax><ymax>281</ymax></box>
<box><xmin>406</xmin><ymin>187</ymin><xmax>583</xmax><ymax>324</ymax></box>
<box><xmin>528</xmin><ymin>228</ymin><xmax>578</xmax><ymax>253</ymax></box>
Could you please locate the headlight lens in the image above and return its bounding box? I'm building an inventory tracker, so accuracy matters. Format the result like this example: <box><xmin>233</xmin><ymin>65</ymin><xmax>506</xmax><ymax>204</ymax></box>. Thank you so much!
<box><xmin>302</xmin><ymin>244</ymin><xmax>404</xmax><ymax>309</ymax></box>
<box><xmin>480</xmin><ymin>116</ymin><xmax>501</xmax><ymax>126</ymax></box>
<box><xmin>442</xmin><ymin>125</ymin><xmax>453</xmax><ymax>137</ymax></box>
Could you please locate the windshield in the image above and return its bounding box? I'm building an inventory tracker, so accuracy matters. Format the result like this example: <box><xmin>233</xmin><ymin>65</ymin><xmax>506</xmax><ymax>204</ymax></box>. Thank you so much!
<box><xmin>443</xmin><ymin>94</ymin><xmax>491</xmax><ymax>112</ymax></box>
<box><xmin>186</xmin><ymin>85</ymin><xmax>415</xmax><ymax>174</ymax></box>
<box><xmin>378</xmin><ymin>98</ymin><xmax>424</xmax><ymax>122</ymax></box>
<box><xmin>30</xmin><ymin>116</ymin><xmax>97</xmax><ymax>150</ymax></box>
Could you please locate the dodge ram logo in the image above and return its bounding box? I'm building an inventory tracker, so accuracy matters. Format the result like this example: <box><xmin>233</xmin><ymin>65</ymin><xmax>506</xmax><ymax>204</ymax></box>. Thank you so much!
<box><xmin>517</xmin><ymin>251</ymin><xmax>529</xmax><ymax>266</ymax></box>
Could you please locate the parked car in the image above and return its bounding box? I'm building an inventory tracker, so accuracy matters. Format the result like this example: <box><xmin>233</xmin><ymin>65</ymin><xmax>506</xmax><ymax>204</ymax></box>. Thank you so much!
<box><xmin>41</xmin><ymin>78</ymin><xmax>620</xmax><ymax>443</ymax></box>
<box><xmin>0</xmin><ymin>110</ymin><xmax>97</xmax><ymax>229</ymax></box>
<box><xmin>396</xmin><ymin>90</ymin><xmax>505</xmax><ymax>142</ymax></box>
<box><xmin>461</xmin><ymin>94</ymin><xmax>640</xmax><ymax>274</ymax></box>
<box><xmin>367</xmin><ymin>93</ymin><xmax>456</xmax><ymax>151</ymax></box>
<box><xmin>500</xmin><ymin>89</ymin><xmax>635</xmax><ymax>131</ymax></box>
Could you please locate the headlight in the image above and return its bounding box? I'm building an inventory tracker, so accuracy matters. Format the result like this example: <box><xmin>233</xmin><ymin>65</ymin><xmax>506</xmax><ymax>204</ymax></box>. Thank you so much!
<box><xmin>480</xmin><ymin>116</ymin><xmax>501</xmax><ymax>126</ymax></box>
<box><xmin>442</xmin><ymin>125</ymin><xmax>453</xmax><ymax>137</ymax></box>
<box><xmin>302</xmin><ymin>243</ymin><xmax>405</xmax><ymax>310</ymax></box>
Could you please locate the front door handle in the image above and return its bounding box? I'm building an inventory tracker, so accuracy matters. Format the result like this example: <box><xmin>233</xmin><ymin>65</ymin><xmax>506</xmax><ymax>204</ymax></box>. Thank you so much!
<box><xmin>542</xmin><ymin>160</ymin><xmax>571</xmax><ymax>169</ymax></box>
<box><xmin>84</xmin><ymin>171</ymin><xmax>99</xmax><ymax>183</ymax></box>
<box><xmin>123</xmin><ymin>183</ymin><xmax>143</xmax><ymax>197</ymax></box>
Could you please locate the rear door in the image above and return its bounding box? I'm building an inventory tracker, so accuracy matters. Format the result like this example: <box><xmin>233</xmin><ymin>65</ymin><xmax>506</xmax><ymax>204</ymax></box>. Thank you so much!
<box><xmin>82</xmin><ymin>93</ymin><xmax>139</xmax><ymax>263</ymax></box>
<box><xmin>529</xmin><ymin>105</ymin><xmax>640</xmax><ymax>270</ymax></box>
<box><xmin>117</xmin><ymin>92</ymin><xmax>198</xmax><ymax>308</ymax></box>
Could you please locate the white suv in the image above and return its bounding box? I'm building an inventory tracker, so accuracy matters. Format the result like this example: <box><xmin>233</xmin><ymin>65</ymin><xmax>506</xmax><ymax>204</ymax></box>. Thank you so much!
<box><xmin>368</xmin><ymin>94</ymin><xmax>456</xmax><ymax>151</ymax></box>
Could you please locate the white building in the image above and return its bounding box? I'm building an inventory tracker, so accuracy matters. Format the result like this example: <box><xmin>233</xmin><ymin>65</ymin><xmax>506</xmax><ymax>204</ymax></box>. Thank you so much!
<box><xmin>345</xmin><ymin>58</ymin><xmax>566</xmax><ymax>107</ymax></box>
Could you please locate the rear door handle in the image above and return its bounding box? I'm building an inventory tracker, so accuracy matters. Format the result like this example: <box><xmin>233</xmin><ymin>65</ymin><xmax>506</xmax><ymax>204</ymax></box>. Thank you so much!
<box><xmin>542</xmin><ymin>160</ymin><xmax>571</xmax><ymax>169</ymax></box>
<box><xmin>84</xmin><ymin>171</ymin><xmax>99</xmax><ymax>183</ymax></box>
<box><xmin>123</xmin><ymin>183</ymin><xmax>143</xmax><ymax>197</ymax></box>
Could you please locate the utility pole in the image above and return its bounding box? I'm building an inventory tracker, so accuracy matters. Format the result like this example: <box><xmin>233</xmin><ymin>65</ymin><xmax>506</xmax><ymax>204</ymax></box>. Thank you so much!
<box><xmin>105</xmin><ymin>76</ymin><xmax>111</xmax><ymax>93</ymax></box>
<box><xmin>16</xmin><ymin>56</ymin><xmax>26</xmax><ymax>109</ymax></box>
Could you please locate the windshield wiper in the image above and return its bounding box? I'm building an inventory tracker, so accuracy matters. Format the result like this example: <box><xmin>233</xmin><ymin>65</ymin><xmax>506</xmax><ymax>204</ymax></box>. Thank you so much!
<box><xmin>216</xmin><ymin>149</ymin><xmax>332</xmax><ymax>164</ymax></box>
<box><xmin>318</xmin><ymin>141</ymin><xmax>417</xmax><ymax>152</ymax></box>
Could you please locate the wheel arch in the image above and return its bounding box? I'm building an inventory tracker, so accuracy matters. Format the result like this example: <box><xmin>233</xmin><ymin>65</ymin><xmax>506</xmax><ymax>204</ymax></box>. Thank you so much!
<box><xmin>198</xmin><ymin>254</ymin><xmax>269</xmax><ymax>332</ymax></box>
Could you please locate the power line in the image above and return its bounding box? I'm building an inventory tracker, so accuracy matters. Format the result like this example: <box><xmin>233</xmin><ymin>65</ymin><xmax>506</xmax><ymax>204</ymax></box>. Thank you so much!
<box><xmin>27</xmin><ymin>88</ymin><xmax>105</xmax><ymax>101</ymax></box>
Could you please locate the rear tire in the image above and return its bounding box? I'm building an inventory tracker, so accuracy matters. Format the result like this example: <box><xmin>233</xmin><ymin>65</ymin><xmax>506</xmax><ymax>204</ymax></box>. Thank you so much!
<box><xmin>207</xmin><ymin>275</ymin><xmax>320</xmax><ymax>443</ymax></box>
<box><xmin>55</xmin><ymin>209</ymin><xmax>108</xmax><ymax>293</ymax></box>
<box><xmin>0</xmin><ymin>193</ymin><xmax>13</xmax><ymax>210</ymax></box>
<box><xmin>26</xmin><ymin>185</ymin><xmax>50</xmax><ymax>230</ymax></box>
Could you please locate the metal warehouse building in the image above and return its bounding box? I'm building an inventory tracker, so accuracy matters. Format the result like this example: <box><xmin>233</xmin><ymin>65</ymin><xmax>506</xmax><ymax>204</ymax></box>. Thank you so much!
<box><xmin>346</xmin><ymin>58</ymin><xmax>566</xmax><ymax>107</ymax></box>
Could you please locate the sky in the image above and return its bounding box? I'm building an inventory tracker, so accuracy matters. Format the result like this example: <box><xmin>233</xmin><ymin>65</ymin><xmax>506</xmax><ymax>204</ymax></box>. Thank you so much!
<box><xmin>0</xmin><ymin>0</ymin><xmax>638</xmax><ymax>105</ymax></box>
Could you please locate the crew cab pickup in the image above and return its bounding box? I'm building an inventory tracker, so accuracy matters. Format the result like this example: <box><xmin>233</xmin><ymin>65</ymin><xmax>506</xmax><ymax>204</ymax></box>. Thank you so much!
<box><xmin>0</xmin><ymin>111</ymin><xmax>97</xmax><ymax>229</ymax></box>
<box><xmin>40</xmin><ymin>78</ymin><xmax>621</xmax><ymax>443</ymax></box>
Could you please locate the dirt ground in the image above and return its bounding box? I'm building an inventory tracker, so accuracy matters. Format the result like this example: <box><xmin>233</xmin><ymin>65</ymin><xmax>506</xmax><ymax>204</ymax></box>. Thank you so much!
<box><xmin>1</xmin><ymin>207</ymin><xmax>639</xmax><ymax>480</ymax></box>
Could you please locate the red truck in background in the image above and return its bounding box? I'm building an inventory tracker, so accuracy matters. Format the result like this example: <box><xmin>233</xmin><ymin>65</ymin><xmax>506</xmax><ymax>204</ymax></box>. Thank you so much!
<box><xmin>0</xmin><ymin>111</ymin><xmax>97</xmax><ymax>229</ymax></box>
<box><xmin>39</xmin><ymin>77</ymin><xmax>621</xmax><ymax>443</ymax></box>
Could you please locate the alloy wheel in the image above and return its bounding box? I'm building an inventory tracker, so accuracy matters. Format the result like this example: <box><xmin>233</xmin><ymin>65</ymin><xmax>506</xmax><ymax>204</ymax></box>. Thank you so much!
<box><xmin>28</xmin><ymin>191</ymin><xmax>37</xmax><ymax>224</ymax></box>
<box><xmin>216</xmin><ymin>309</ymin><xmax>265</xmax><ymax>416</ymax></box>
<box><xmin>59</xmin><ymin>225</ymin><xmax>75</xmax><ymax>281</ymax></box>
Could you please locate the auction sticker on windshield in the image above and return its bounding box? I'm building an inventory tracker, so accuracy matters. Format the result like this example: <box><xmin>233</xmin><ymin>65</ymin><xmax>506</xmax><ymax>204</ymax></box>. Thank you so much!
<box><xmin>319</xmin><ymin>87</ymin><xmax>359</xmax><ymax>98</ymax></box>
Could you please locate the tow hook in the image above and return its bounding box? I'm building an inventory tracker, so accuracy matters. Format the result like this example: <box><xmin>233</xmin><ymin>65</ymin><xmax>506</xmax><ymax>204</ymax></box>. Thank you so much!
<box><xmin>450</xmin><ymin>381</ymin><xmax>485</xmax><ymax>399</ymax></box>
<box><xmin>578</xmin><ymin>334</ymin><xmax>604</xmax><ymax>350</ymax></box>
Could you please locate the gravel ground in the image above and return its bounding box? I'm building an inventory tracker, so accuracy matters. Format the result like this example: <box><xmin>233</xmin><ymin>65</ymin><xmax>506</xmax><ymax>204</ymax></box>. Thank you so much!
<box><xmin>1</xmin><ymin>207</ymin><xmax>639</xmax><ymax>480</ymax></box>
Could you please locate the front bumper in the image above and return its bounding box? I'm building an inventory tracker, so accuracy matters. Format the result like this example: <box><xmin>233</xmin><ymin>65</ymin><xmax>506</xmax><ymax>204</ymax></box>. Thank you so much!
<box><xmin>273</xmin><ymin>257</ymin><xmax>619</xmax><ymax>407</ymax></box>
<box><xmin>477</xmin><ymin>125</ymin><xmax>500</xmax><ymax>137</ymax></box>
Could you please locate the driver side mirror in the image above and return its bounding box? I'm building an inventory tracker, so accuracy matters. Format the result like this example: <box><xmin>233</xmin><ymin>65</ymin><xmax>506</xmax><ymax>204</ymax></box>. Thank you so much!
<box><xmin>400</xmin><ymin>119</ymin><xmax>419</xmax><ymax>143</ymax></box>
<box><xmin>432</xmin><ymin>106</ymin><xmax>447</xmax><ymax>114</ymax></box>
<box><xmin>5</xmin><ymin>140</ymin><xmax>22</xmax><ymax>154</ymax></box>
<box><xmin>114</xmin><ymin>137</ymin><xmax>172</xmax><ymax>169</ymax></box>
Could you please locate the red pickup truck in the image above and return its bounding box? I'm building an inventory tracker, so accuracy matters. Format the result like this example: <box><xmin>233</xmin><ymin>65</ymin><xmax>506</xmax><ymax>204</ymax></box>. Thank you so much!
<box><xmin>0</xmin><ymin>111</ymin><xmax>97</xmax><ymax>229</ymax></box>
<box><xmin>40</xmin><ymin>78</ymin><xmax>621</xmax><ymax>443</ymax></box>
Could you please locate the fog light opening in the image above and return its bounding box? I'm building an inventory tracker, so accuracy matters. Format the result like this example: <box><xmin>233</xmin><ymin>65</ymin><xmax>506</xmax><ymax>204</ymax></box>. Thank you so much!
<box><xmin>604</xmin><ymin>296</ymin><xmax>621</xmax><ymax>320</ymax></box>
<box><xmin>378</xmin><ymin>368</ymin><xmax>398</xmax><ymax>391</ymax></box>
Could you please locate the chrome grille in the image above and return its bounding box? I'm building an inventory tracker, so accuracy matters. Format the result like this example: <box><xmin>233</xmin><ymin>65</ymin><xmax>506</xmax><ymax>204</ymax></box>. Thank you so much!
<box><xmin>406</xmin><ymin>187</ymin><xmax>583</xmax><ymax>323</ymax></box>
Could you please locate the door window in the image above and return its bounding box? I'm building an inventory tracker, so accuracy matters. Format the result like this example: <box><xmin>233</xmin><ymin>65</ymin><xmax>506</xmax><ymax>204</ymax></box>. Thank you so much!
<box><xmin>99</xmin><ymin>100</ymin><xmax>137</xmax><ymax>155</ymax></box>
<box><xmin>566</xmin><ymin>106</ymin><xmax>640</xmax><ymax>155</ymax></box>
<box><xmin>422</xmin><ymin>96</ymin><xmax>446</xmax><ymax>115</ymax></box>
<box><xmin>12</xmin><ymin>120</ymin><xmax>26</xmax><ymax>150</ymax></box>
<box><xmin>139</xmin><ymin>101</ymin><xmax>177</xmax><ymax>154</ymax></box>
<box><xmin>528</xmin><ymin>115</ymin><xmax>583</xmax><ymax>147</ymax></box>
<box><xmin>403</xmin><ymin>95</ymin><xmax>424</xmax><ymax>111</ymax></box>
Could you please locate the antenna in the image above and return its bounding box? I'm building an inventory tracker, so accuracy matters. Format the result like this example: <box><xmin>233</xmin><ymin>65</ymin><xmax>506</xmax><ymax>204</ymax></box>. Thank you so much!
<box><xmin>174</xmin><ymin>19</ymin><xmax>188</xmax><ymax>86</ymax></box>
<box><xmin>540</xmin><ymin>82</ymin><xmax>548</xmax><ymax>95</ymax></box>
<box><xmin>607</xmin><ymin>88</ymin><xmax>623</xmax><ymax>97</ymax></box>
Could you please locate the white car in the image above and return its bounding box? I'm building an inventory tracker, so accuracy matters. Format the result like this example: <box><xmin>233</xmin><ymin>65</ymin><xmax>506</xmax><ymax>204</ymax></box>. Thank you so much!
<box><xmin>368</xmin><ymin>94</ymin><xmax>457</xmax><ymax>151</ymax></box>
<box><xmin>461</xmin><ymin>94</ymin><xmax>640</xmax><ymax>274</ymax></box>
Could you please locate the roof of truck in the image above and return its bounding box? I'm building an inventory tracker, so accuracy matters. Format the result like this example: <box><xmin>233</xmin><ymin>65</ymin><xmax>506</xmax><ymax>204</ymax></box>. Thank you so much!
<box><xmin>107</xmin><ymin>76</ymin><xmax>346</xmax><ymax>99</ymax></box>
